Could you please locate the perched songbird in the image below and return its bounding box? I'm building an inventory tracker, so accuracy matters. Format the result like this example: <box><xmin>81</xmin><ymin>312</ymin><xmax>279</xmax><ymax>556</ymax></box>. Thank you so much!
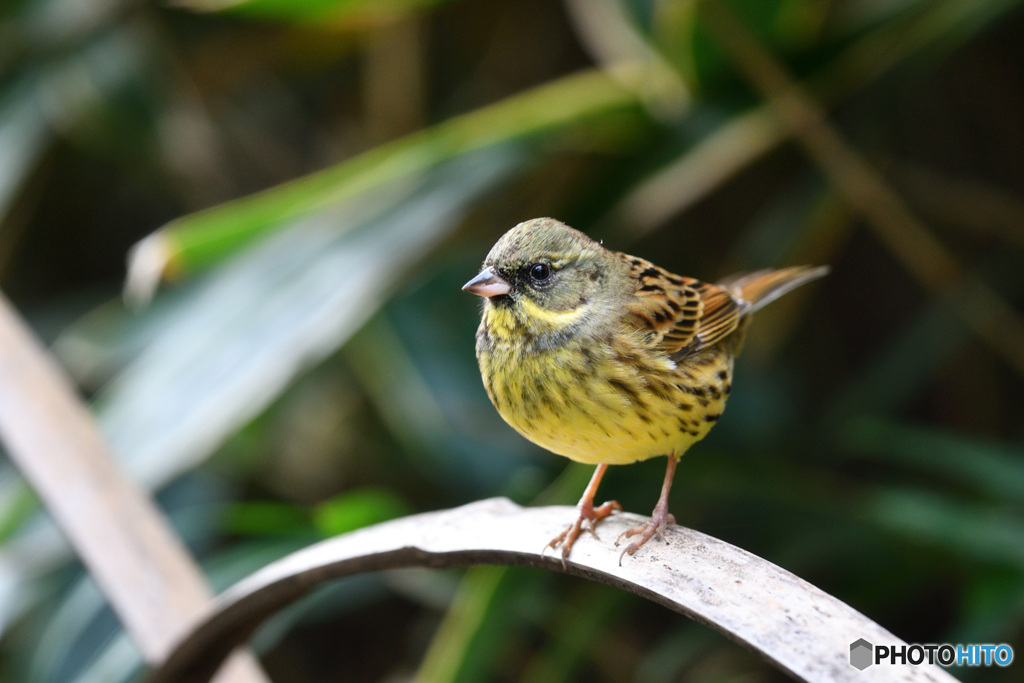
<box><xmin>463</xmin><ymin>218</ymin><xmax>828</xmax><ymax>563</ymax></box>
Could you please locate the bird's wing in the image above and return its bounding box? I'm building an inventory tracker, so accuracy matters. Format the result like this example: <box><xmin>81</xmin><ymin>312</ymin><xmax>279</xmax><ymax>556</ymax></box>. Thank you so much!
<box><xmin>623</xmin><ymin>255</ymin><xmax>744</xmax><ymax>358</ymax></box>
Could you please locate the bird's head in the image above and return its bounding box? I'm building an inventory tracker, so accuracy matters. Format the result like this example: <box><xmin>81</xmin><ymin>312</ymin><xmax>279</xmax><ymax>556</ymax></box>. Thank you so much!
<box><xmin>463</xmin><ymin>218</ymin><xmax>627</xmax><ymax>341</ymax></box>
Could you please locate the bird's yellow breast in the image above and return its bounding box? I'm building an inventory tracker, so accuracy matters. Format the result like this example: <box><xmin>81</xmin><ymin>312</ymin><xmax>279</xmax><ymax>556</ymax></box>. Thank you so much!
<box><xmin>477</xmin><ymin>305</ymin><xmax>733</xmax><ymax>465</ymax></box>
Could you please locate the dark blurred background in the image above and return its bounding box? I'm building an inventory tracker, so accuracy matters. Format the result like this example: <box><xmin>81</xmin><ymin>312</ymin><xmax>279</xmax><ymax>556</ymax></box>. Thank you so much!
<box><xmin>1</xmin><ymin>0</ymin><xmax>1023</xmax><ymax>680</ymax></box>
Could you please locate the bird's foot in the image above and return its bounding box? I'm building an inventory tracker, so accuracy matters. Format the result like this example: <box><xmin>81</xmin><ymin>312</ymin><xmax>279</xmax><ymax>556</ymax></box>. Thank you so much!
<box><xmin>546</xmin><ymin>500</ymin><xmax>621</xmax><ymax>568</ymax></box>
<box><xmin>616</xmin><ymin>505</ymin><xmax>676</xmax><ymax>564</ymax></box>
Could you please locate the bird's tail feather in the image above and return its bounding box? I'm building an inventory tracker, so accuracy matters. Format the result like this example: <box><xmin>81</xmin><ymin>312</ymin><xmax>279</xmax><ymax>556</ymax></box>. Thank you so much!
<box><xmin>720</xmin><ymin>265</ymin><xmax>830</xmax><ymax>314</ymax></box>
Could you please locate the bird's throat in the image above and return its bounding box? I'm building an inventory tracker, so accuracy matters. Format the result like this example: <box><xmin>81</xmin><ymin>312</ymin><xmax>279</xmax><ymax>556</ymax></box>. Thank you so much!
<box><xmin>484</xmin><ymin>296</ymin><xmax>589</xmax><ymax>348</ymax></box>
<box><xmin>517</xmin><ymin>296</ymin><xmax>588</xmax><ymax>331</ymax></box>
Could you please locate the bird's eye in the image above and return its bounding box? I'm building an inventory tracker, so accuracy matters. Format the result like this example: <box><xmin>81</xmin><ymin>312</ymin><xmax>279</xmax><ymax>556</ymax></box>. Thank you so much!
<box><xmin>530</xmin><ymin>263</ymin><xmax>551</xmax><ymax>281</ymax></box>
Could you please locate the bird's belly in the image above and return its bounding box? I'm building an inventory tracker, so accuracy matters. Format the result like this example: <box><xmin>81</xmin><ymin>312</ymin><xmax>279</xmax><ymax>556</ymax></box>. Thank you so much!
<box><xmin>480</xmin><ymin>343</ymin><xmax>731</xmax><ymax>465</ymax></box>
<box><xmin>526</xmin><ymin>400</ymin><xmax>707</xmax><ymax>465</ymax></box>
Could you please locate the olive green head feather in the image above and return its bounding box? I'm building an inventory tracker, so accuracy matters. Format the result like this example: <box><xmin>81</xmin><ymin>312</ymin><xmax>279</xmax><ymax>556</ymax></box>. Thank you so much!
<box><xmin>463</xmin><ymin>218</ymin><xmax>628</xmax><ymax>318</ymax></box>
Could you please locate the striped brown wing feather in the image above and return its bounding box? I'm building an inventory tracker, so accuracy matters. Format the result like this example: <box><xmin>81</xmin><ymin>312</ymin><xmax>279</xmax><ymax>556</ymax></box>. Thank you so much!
<box><xmin>622</xmin><ymin>255</ymin><xmax>743</xmax><ymax>358</ymax></box>
<box><xmin>622</xmin><ymin>257</ymin><xmax>827</xmax><ymax>360</ymax></box>
<box><xmin>688</xmin><ymin>285</ymin><xmax>744</xmax><ymax>351</ymax></box>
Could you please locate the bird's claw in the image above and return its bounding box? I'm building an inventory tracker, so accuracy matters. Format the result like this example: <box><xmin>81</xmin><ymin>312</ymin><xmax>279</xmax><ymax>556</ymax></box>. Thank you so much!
<box><xmin>616</xmin><ymin>511</ymin><xmax>676</xmax><ymax>565</ymax></box>
<box><xmin>545</xmin><ymin>500</ymin><xmax>621</xmax><ymax>568</ymax></box>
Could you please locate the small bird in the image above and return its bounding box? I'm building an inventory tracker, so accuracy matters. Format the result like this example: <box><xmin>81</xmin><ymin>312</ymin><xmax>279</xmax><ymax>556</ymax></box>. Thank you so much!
<box><xmin>463</xmin><ymin>218</ymin><xmax>827</xmax><ymax>564</ymax></box>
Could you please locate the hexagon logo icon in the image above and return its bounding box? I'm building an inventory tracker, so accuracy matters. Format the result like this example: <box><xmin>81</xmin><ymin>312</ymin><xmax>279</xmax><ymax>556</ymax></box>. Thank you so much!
<box><xmin>850</xmin><ymin>638</ymin><xmax>873</xmax><ymax>670</ymax></box>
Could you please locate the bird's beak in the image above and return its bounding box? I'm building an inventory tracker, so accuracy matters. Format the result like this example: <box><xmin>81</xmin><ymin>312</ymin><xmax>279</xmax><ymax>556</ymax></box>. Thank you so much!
<box><xmin>462</xmin><ymin>266</ymin><xmax>512</xmax><ymax>298</ymax></box>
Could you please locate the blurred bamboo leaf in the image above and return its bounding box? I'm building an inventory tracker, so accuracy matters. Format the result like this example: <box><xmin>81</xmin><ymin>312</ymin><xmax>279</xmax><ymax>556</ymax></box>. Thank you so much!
<box><xmin>520</xmin><ymin>583</ymin><xmax>628</xmax><ymax>683</ymax></box>
<box><xmin>0</xmin><ymin>24</ymin><xmax>148</xmax><ymax>242</ymax></box>
<box><xmin>313</xmin><ymin>487</ymin><xmax>409</xmax><ymax>537</ymax></box>
<box><xmin>30</xmin><ymin>469</ymin><xmax>323</xmax><ymax>683</ymax></box>
<box><xmin>224</xmin><ymin>501</ymin><xmax>311</xmax><ymax>537</ymax></box>
<box><xmin>105</xmin><ymin>147</ymin><xmax>520</xmax><ymax>489</ymax></box>
<box><xmin>953</xmin><ymin>570</ymin><xmax>1024</xmax><ymax>645</ymax></box>
<box><xmin>344</xmin><ymin>311</ymin><xmax>537</xmax><ymax>496</ymax></box>
<box><xmin>30</xmin><ymin>573</ymin><xmax>150</xmax><ymax>683</ymax></box>
<box><xmin>415</xmin><ymin>565</ymin><xmax>531</xmax><ymax>683</ymax></box>
<box><xmin>841</xmin><ymin>417</ymin><xmax>1024</xmax><ymax>504</ymax></box>
<box><xmin>612</xmin><ymin>0</ymin><xmax>1024</xmax><ymax>235</ymax></box>
<box><xmin>828</xmin><ymin>253</ymin><xmax>1024</xmax><ymax>420</ymax></box>
<box><xmin>344</xmin><ymin>316</ymin><xmax>450</xmax><ymax>456</ymax></box>
<box><xmin>563</xmin><ymin>0</ymin><xmax>691</xmax><ymax>119</ymax></box>
<box><xmin>53</xmin><ymin>295</ymin><xmax>195</xmax><ymax>389</ymax></box>
<box><xmin>35</xmin><ymin>533</ymin><xmax>326</xmax><ymax>683</ymax></box>
<box><xmin>635</xmin><ymin>625</ymin><xmax>721</xmax><ymax>683</ymax></box>
<box><xmin>174</xmin><ymin>0</ymin><xmax>453</xmax><ymax>24</ymax></box>
<box><xmin>0</xmin><ymin>471</ymin><xmax>38</xmax><ymax>544</ymax></box>
<box><xmin>125</xmin><ymin>67</ymin><xmax>647</xmax><ymax>305</ymax></box>
<box><xmin>866</xmin><ymin>488</ymin><xmax>1024</xmax><ymax>568</ymax></box>
<box><xmin>0</xmin><ymin>84</ymin><xmax>50</xmax><ymax>235</ymax></box>
<box><xmin>656</xmin><ymin>0</ymin><xmax>801</xmax><ymax>94</ymax></box>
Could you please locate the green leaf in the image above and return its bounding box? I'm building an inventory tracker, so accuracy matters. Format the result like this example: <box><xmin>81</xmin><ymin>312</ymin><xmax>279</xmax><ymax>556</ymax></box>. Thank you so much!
<box><xmin>223</xmin><ymin>501</ymin><xmax>312</xmax><ymax>537</ymax></box>
<box><xmin>314</xmin><ymin>487</ymin><xmax>410</xmax><ymax>536</ymax></box>
<box><xmin>866</xmin><ymin>488</ymin><xmax>1024</xmax><ymax>568</ymax></box>
<box><xmin>177</xmin><ymin>0</ymin><xmax>453</xmax><ymax>24</ymax></box>
<box><xmin>841</xmin><ymin>417</ymin><xmax>1024</xmax><ymax>504</ymax></box>
<box><xmin>0</xmin><ymin>81</ymin><xmax>51</xmax><ymax>229</ymax></box>
<box><xmin>125</xmin><ymin>66</ymin><xmax>645</xmax><ymax>302</ymax></box>
<box><xmin>104</xmin><ymin>147</ymin><xmax>523</xmax><ymax>489</ymax></box>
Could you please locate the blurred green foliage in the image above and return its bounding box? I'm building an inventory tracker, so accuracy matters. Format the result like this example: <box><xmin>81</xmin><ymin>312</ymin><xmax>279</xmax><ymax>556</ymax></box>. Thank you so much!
<box><xmin>2</xmin><ymin>0</ymin><xmax>1024</xmax><ymax>680</ymax></box>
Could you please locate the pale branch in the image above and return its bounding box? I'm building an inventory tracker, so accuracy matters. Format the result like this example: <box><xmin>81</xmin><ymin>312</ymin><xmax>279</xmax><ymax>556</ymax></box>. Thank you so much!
<box><xmin>151</xmin><ymin>497</ymin><xmax>955</xmax><ymax>683</ymax></box>
<box><xmin>0</xmin><ymin>292</ymin><xmax>267</xmax><ymax>683</ymax></box>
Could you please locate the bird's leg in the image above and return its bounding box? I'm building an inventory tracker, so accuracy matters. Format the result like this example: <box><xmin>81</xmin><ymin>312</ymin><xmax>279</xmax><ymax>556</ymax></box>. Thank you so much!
<box><xmin>546</xmin><ymin>463</ymin><xmax>621</xmax><ymax>566</ymax></box>
<box><xmin>617</xmin><ymin>455</ymin><xmax>678</xmax><ymax>564</ymax></box>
